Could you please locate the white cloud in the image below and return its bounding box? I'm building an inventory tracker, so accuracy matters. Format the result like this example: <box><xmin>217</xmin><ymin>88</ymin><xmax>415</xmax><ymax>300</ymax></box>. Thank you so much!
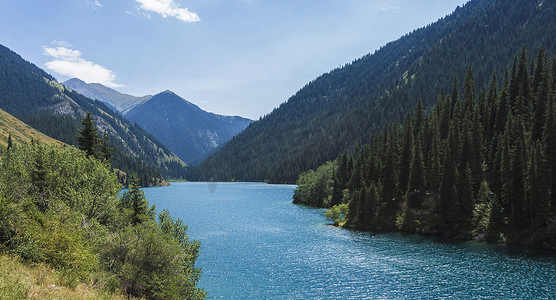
<box><xmin>43</xmin><ymin>45</ymin><xmax>124</xmax><ymax>88</ymax></box>
<box><xmin>382</xmin><ymin>5</ymin><xmax>401</xmax><ymax>11</ymax></box>
<box><xmin>136</xmin><ymin>0</ymin><xmax>200</xmax><ymax>23</ymax></box>
<box><xmin>86</xmin><ymin>0</ymin><xmax>103</xmax><ymax>9</ymax></box>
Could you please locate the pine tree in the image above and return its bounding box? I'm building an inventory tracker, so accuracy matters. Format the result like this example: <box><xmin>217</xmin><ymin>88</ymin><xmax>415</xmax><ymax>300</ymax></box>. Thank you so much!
<box><xmin>381</xmin><ymin>124</ymin><xmax>400</xmax><ymax>216</ymax></box>
<box><xmin>451</xmin><ymin>76</ymin><xmax>460</xmax><ymax>118</ymax></box>
<box><xmin>457</xmin><ymin>163</ymin><xmax>474</xmax><ymax>230</ymax></box>
<box><xmin>77</xmin><ymin>112</ymin><xmax>100</xmax><ymax>158</ymax></box>
<box><xmin>414</xmin><ymin>99</ymin><xmax>425</xmax><ymax>138</ymax></box>
<box><xmin>121</xmin><ymin>174</ymin><xmax>154</xmax><ymax>225</ymax></box>
<box><xmin>542</xmin><ymin>100</ymin><xmax>556</xmax><ymax>206</ymax></box>
<box><xmin>398</xmin><ymin>112</ymin><xmax>414</xmax><ymax>193</ymax></box>
<box><xmin>439</xmin><ymin>141</ymin><xmax>458</xmax><ymax>231</ymax></box>
<box><xmin>427</xmin><ymin>129</ymin><xmax>442</xmax><ymax>192</ymax></box>
<box><xmin>527</xmin><ymin>141</ymin><xmax>550</xmax><ymax>223</ymax></box>
<box><xmin>99</xmin><ymin>130</ymin><xmax>113</xmax><ymax>162</ymax></box>
<box><xmin>6</xmin><ymin>134</ymin><xmax>12</xmax><ymax>151</ymax></box>
<box><xmin>463</xmin><ymin>66</ymin><xmax>476</xmax><ymax>118</ymax></box>
<box><xmin>407</xmin><ymin>140</ymin><xmax>425</xmax><ymax>208</ymax></box>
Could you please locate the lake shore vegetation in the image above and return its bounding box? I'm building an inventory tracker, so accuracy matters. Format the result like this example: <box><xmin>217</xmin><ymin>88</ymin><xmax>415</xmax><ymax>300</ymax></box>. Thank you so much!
<box><xmin>294</xmin><ymin>48</ymin><xmax>556</xmax><ymax>251</ymax></box>
<box><xmin>0</xmin><ymin>140</ymin><xmax>205</xmax><ymax>299</ymax></box>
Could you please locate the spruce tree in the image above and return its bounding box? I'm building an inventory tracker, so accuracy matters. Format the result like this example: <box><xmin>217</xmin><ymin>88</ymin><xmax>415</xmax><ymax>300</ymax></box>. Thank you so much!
<box><xmin>439</xmin><ymin>141</ymin><xmax>458</xmax><ymax>231</ymax></box>
<box><xmin>6</xmin><ymin>134</ymin><xmax>12</xmax><ymax>151</ymax></box>
<box><xmin>99</xmin><ymin>130</ymin><xmax>113</xmax><ymax>162</ymax></box>
<box><xmin>407</xmin><ymin>140</ymin><xmax>425</xmax><ymax>208</ymax></box>
<box><xmin>398</xmin><ymin>112</ymin><xmax>414</xmax><ymax>193</ymax></box>
<box><xmin>463</xmin><ymin>66</ymin><xmax>475</xmax><ymax>118</ymax></box>
<box><xmin>527</xmin><ymin>141</ymin><xmax>550</xmax><ymax>223</ymax></box>
<box><xmin>457</xmin><ymin>163</ymin><xmax>474</xmax><ymax>230</ymax></box>
<box><xmin>542</xmin><ymin>100</ymin><xmax>556</xmax><ymax>205</ymax></box>
<box><xmin>121</xmin><ymin>174</ymin><xmax>154</xmax><ymax>225</ymax></box>
<box><xmin>77</xmin><ymin>112</ymin><xmax>100</xmax><ymax>158</ymax></box>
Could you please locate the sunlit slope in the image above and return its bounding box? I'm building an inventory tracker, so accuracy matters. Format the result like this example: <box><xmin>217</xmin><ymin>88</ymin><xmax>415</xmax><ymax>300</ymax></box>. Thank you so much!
<box><xmin>0</xmin><ymin>108</ymin><xmax>63</xmax><ymax>147</ymax></box>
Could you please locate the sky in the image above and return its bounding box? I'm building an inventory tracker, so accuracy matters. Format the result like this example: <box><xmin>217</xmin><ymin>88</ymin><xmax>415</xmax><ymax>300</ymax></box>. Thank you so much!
<box><xmin>0</xmin><ymin>0</ymin><xmax>469</xmax><ymax>119</ymax></box>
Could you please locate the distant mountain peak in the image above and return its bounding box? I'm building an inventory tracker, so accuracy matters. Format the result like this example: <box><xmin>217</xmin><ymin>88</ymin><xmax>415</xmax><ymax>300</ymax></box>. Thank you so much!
<box><xmin>126</xmin><ymin>91</ymin><xmax>252</xmax><ymax>165</ymax></box>
<box><xmin>63</xmin><ymin>78</ymin><xmax>151</xmax><ymax>114</ymax></box>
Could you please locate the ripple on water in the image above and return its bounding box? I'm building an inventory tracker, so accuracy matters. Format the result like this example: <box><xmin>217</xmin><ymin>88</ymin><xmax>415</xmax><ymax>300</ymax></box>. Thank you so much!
<box><xmin>143</xmin><ymin>183</ymin><xmax>556</xmax><ymax>299</ymax></box>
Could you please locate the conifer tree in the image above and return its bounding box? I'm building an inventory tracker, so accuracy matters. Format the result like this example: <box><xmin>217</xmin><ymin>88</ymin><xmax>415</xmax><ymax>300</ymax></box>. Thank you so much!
<box><xmin>509</xmin><ymin>125</ymin><xmax>527</xmax><ymax>229</ymax></box>
<box><xmin>451</xmin><ymin>76</ymin><xmax>459</xmax><ymax>118</ymax></box>
<box><xmin>457</xmin><ymin>163</ymin><xmax>474</xmax><ymax>230</ymax></box>
<box><xmin>542</xmin><ymin>100</ymin><xmax>556</xmax><ymax>205</ymax></box>
<box><xmin>381</xmin><ymin>124</ymin><xmax>400</xmax><ymax>215</ymax></box>
<box><xmin>398</xmin><ymin>112</ymin><xmax>414</xmax><ymax>193</ymax></box>
<box><xmin>99</xmin><ymin>130</ymin><xmax>113</xmax><ymax>162</ymax></box>
<box><xmin>6</xmin><ymin>134</ymin><xmax>12</xmax><ymax>151</ymax></box>
<box><xmin>414</xmin><ymin>100</ymin><xmax>425</xmax><ymax>138</ymax></box>
<box><xmin>346</xmin><ymin>190</ymin><xmax>360</xmax><ymax>228</ymax></box>
<box><xmin>463</xmin><ymin>66</ymin><xmax>475</xmax><ymax>118</ymax></box>
<box><xmin>439</xmin><ymin>141</ymin><xmax>458</xmax><ymax>230</ymax></box>
<box><xmin>427</xmin><ymin>130</ymin><xmax>442</xmax><ymax>192</ymax></box>
<box><xmin>121</xmin><ymin>174</ymin><xmax>154</xmax><ymax>225</ymax></box>
<box><xmin>77</xmin><ymin>112</ymin><xmax>100</xmax><ymax>158</ymax></box>
<box><xmin>407</xmin><ymin>140</ymin><xmax>425</xmax><ymax>208</ymax></box>
<box><xmin>527</xmin><ymin>141</ymin><xmax>550</xmax><ymax>223</ymax></box>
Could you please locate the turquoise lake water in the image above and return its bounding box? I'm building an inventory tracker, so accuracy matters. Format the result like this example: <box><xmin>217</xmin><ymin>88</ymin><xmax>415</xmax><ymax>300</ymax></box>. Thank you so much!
<box><xmin>143</xmin><ymin>182</ymin><xmax>556</xmax><ymax>299</ymax></box>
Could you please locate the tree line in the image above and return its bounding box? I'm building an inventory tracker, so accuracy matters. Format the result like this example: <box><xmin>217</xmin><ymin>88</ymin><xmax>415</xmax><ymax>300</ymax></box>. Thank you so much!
<box><xmin>294</xmin><ymin>48</ymin><xmax>556</xmax><ymax>249</ymax></box>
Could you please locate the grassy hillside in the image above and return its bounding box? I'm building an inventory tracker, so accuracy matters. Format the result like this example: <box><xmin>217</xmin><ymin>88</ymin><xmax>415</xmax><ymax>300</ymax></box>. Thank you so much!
<box><xmin>0</xmin><ymin>108</ymin><xmax>63</xmax><ymax>147</ymax></box>
<box><xmin>0</xmin><ymin>255</ymin><xmax>132</xmax><ymax>300</ymax></box>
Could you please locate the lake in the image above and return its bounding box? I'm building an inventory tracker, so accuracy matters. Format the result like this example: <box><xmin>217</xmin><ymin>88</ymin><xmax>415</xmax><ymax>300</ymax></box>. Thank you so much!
<box><xmin>143</xmin><ymin>182</ymin><xmax>556</xmax><ymax>299</ymax></box>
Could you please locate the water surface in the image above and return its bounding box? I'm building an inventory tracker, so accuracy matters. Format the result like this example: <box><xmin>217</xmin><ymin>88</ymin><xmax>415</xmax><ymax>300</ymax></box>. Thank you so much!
<box><xmin>144</xmin><ymin>182</ymin><xmax>556</xmax><ymax>299</ymax></box>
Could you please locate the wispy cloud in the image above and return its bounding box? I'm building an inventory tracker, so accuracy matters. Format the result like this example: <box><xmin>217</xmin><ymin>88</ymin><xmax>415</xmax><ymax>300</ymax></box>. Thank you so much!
<box><xmin>382</xmin><ymin>5</ymin><xmax>401</xmax><ymax>11</ymax></box>
<box><xmin>86</xmin><ymin>0</ymin><xmax>103</xmax><ymax>9</ymax></box>
<box><xmin>43</xmin><ymin>44</ymin><xmax>124</xmax><ymax>88</ymax></box>
<box><xmin>135</xmin><ymin>0</ymin><xmax>200</xmax><ymax>23</ymax></box>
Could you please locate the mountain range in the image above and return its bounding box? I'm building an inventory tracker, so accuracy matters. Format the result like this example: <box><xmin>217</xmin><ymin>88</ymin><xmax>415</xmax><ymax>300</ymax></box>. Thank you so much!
<box><xmin>188</xmin><ymin>0</ymin><xmax>556</xmax><ymax>183</ymax></box>
<box><xmin>64</xmin><ymin>78</ymin><xmax>151</xmax><ymax>114</ymax></box>
<box><xmin>0</xmin><ymin>44</ymin><xmax>186</xmax><ymax>185</ymax></box>
<box><xmin>64</xmin><ymin>79</ymin><xmax>252</xmax><ymax>165</ymax></box>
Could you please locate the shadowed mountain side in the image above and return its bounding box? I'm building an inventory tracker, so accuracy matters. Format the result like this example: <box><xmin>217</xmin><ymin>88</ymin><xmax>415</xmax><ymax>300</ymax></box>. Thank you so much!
<box><xmin>125</xmin><ymin>90</ymin><xmax>252</xmax><ymax>165</ymax></box>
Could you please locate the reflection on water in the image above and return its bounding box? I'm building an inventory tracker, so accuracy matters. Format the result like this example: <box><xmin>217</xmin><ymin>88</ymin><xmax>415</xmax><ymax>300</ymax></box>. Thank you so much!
<box><xmin>144</xmin><ymin>182</ymin><xmax>556</xmax><ymax>299</ymax></box>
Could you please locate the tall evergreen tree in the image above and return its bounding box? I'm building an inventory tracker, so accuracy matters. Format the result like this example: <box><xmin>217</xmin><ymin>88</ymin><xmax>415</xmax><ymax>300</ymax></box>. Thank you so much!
<box><xmin>398</xmin><ymin>112</ymin><xmax>414</xmax><ymax>193</ymax></box>
<box><xmin>463</xmin><ymin>66</ymin><xmax>476</xmax><ymax>118</ymax></box>
<box><xmin>99</xmin><ymin>130</ymin><xmax>113</xmax><ymax>162</ymax></box>
<box><xmin>407</xmin><ymin>140</ymin><xmax>425</xmax><ymax>208</ymax></box>
<box><xmin>121</xmin><ymin>174</ymin><xmax>155</xmax><ymax>225</ymax></box>
<box><xmin>77</xmin><ymin>112</ymin><xmax>100</xmax><ymax>158</ymax></box>
<box><xmin>527</xmin><ymin>141</ymin><xmax>550</xmax><ymax>223</ymax></box>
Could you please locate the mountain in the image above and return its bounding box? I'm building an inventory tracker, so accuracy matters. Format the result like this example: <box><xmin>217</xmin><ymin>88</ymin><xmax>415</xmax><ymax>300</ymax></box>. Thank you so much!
<box><xmin>0</xmin><ymin>108</ymin><xmax>63</xmax><ymax>147</ymax></box>
<box><xmin>188</xmin><ymin>0</ymin><xmax>556</xmax><ymax>183</ymax></box>
<box><xmin>63</xmin><ymin>78</ymin><xmax>151</xmax><ymax>114</ymax></box>
<box><xmin>125</xmin><ymin>90</ymin><xmax>252</xmax><ymax>165</ymax></box>
<box><xmin>0</xmin><ymin>44</ymin><xmax>187</xmax><ymax>185</ymax></box>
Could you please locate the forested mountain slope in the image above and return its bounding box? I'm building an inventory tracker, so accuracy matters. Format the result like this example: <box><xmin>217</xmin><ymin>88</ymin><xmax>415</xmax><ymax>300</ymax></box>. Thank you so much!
<box><xmin>189</xmin><ymin>0</ymin><xmax>556</xmax><ymax>183</ymax></box>
<box><xmin>0</xmin><ymin>44</ymin><xmax>187</xmax><ymax>185</ymax></box>
<box><xmin>295</xmin><ymin>49</ymin><xmax>556</xmax><ymax>249</ymax></box>
<box><xmin>125</xmin><ymin>90</ymin><xmax>252</xmax><ymax>165</ymax></box>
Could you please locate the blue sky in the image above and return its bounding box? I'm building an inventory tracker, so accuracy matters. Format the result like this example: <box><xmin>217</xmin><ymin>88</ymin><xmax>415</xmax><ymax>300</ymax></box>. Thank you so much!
<box><xmin>0</xmin><ymin>0</ymin><xmax>468</xmax><ymax>119</ymax></box>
